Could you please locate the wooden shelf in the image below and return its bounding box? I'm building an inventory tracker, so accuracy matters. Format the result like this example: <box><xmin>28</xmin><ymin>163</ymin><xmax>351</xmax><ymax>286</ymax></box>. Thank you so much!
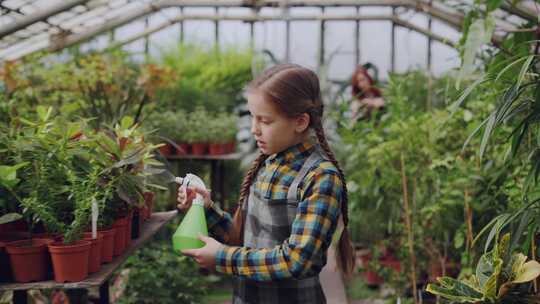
<box><xmin>0</xmin><ymin>211</ymin><xmax>178</xmax><ymax>291</ymax></box>
<box><xmin>166</xmin><ymin>152</ymin><xmax>242</xmax><ymax>161</ymax></box>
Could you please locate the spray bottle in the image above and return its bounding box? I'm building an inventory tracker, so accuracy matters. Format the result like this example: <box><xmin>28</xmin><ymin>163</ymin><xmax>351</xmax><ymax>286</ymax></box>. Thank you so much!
<box><xmin>172</xmin><ymin>173</ymin><xmax>208</xmax><ymax>254</ymax></box>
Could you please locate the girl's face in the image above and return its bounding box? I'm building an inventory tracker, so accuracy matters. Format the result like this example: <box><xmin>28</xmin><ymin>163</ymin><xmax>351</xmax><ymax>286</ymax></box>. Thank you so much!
<box><xmin>356</xmin><ymin>72</ymin><xmax>371</xmax><ymax>91</ymax></box>
<box><xmin>247</xmin><ymin>92</ymin><xmax>309</xmax><ymax>155</ymax></box>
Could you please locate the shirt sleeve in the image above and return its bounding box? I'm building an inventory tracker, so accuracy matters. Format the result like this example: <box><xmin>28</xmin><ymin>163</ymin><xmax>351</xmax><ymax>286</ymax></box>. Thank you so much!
<box><xmin>214</xmin><ymin>170</ymin><xmax>342</xmax><ymax>281</ymax></box>
<box><xmin>205</xmin><ymin>203</ymin><xmax>235</xmax><ymax>244</ymax></box>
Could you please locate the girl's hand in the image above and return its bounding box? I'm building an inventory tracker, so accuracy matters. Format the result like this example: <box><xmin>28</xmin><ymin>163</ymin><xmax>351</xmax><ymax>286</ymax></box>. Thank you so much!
<box><xmin>182</xmin><ymin>234</ymin><xmax>224</xmax><ymax>270</ymax></box>
<box><xmin>177</xmin><ymin>186</ymin><xmax>213</xmax><ymax>211</ymax></box>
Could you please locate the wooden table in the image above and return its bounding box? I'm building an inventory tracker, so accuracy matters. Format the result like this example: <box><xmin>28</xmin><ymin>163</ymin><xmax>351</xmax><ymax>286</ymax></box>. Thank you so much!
<box><xmin>167</xmin><ymin>153</ymin><xmax>242</xmax><ymax>208</ymax></box>
<box><xmin>0</xmin><ymin>211</ymin><xmax>178</xmax><ymax>304</ymax></box>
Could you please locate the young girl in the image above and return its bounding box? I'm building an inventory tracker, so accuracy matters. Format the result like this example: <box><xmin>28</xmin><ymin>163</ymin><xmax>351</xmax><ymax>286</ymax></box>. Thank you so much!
<box><xmin>178</xmin><ymin>64</ymin><xmax>354</xmax><ymax>304</ymax></box>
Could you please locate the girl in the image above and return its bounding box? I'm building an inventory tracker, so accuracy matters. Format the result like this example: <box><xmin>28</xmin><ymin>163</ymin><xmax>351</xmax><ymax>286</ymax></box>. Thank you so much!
<box><xmin>178</xmin><ymin>64</ymin><xmax>354</xmax><ymax>304</ymax></box>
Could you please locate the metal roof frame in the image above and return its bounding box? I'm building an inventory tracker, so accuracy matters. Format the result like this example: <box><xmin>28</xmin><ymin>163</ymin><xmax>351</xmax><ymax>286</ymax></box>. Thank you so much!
<box><xmin>0</xmin><ymin>0</ymin><xmax>537</xmax><ymax>62</ymax></box>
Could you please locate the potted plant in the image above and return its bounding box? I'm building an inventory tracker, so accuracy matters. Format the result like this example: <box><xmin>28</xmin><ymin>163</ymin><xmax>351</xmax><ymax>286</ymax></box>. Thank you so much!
<box><xmin>89</xmin><ymin>116</ymin><xmax>162</xmax><ymax>255</ymax></box>
<box><xmin>186</xmin><ymin>107</ymin><xmax>210</xmax><ymax>155</ymax></box>
<box><xmin>427</xmin><ymin>233</ymin><xmax>540</xmax><ymax>303</ymax></box>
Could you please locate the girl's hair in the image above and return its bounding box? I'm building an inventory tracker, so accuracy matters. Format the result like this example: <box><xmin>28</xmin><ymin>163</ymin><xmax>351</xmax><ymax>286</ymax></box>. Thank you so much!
<box><xmin>230</xmin><ymin>64</ymin><xmax>355</xmax><ymax>276</ymax></box>
<box><xmin>351</xmin><ymin>65</ymin><xmax>381</xmax><ymax>99</ymax></box>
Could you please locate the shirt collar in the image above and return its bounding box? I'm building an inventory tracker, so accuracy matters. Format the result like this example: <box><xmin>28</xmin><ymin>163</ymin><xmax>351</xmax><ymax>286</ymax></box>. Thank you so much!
<box><xmin>265</xmin><ymin>141</ymin><xmax>316</xmax><ymax>165</ymax></box>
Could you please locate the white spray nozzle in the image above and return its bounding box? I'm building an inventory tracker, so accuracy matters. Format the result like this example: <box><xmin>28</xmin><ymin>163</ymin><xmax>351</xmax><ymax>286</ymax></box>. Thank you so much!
<box><xmin>175</xmin><ymin>173</ymin><xmax>207</xmax><ymax>206</ymax></box>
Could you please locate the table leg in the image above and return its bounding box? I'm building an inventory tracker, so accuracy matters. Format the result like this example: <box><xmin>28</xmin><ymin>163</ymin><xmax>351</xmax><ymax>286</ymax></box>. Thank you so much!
<box><xmin>99</xmin><ymin>279</ymin><xmax>110</xmax><ymax>304</ymax></box>
<box><xmin>218</xmin><ymin>160</ymin><xmax>226</xmax><ymax>209</ymax></box>
<box><xmin>210</xmin><ymin>160</ymin><xmax>220</xmax><ymax>207</ymax></box>
<box><xmin>65</xmin><ymin>288</ymin><xmax>88</xmax><ymax>304</ymax></box>
<box><xmin>13</xmin><ymin>290</ymin><xmax>27</xmax><ymax>304</ymax></box>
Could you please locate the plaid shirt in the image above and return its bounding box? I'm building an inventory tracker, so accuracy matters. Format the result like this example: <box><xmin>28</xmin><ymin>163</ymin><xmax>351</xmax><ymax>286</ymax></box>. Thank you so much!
<box><xmin>205</xmin><ymin>141</ymin><xmax>343</xmax><ymax>282</ymax></box>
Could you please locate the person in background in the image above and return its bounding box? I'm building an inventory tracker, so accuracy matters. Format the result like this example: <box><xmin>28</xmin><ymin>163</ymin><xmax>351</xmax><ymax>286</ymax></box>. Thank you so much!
<box><xmin>350</xmin><ymin>65</ymin><xmax>385</xmax><ymax>122</ymax></box>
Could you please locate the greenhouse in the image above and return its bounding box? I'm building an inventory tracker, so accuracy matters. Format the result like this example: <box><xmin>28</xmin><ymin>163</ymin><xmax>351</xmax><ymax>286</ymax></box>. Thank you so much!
<box><xmin>0</xmin><ymin>0</ymin><xmax>540</xmax><ymax>303</ymax></box>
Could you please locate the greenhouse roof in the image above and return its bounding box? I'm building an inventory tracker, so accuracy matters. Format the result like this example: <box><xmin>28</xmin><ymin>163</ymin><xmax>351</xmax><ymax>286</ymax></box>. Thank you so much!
<box><xmin>0</xmin><ymin>0</ymin><xmax>538</xmax><ymax>62</ymax></box>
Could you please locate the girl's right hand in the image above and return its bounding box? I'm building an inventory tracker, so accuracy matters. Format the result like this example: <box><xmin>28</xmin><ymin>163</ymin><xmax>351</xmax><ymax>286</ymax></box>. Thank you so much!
<box><xmin>176</xmin><ymin>186</ymin><xmax>213</xmax><ymax>212</ymax></box>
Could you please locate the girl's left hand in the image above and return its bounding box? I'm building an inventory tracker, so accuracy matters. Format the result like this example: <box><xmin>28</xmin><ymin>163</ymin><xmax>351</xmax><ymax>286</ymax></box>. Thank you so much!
<box><xmin>182</xmin><ymin>234</ymin><xmax>224</xmax><ymax>270</ymax></box>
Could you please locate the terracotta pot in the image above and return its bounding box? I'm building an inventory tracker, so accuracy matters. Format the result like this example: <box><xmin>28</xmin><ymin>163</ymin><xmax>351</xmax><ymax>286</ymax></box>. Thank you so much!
<box><xmin>99</xmin><ymin>228</ymin><xmax>116</xmax><ymax>263</ymax></box>
<box><xmin>48</xmin><ymin>240</ymin><xmax>91</xmax><ymax>282</ymax></box>
<box><xmin>0</xmin><ymin>219</ymin><xmax>28</xmax><ymax>233</ymax></box>
<box><xmin>0</xmin><ymin>241</ymin><xmax>12</xmax><ymax>282</ymax></box>
<box><xmin>428</xmin><ymin>259</ymin><xmax>460</xmax><ymax>282</ymax></box>
<box><xmin>176</xmin><ymin>143</ymin><xmax>190</xmax><ymax>155</ymax></box>
<box><xmin>83</xmin><ymin>232</ymin><xmax>103</xmax><ymax>274</ymax></box>
<box><xmin>143</xmin><ymin>192</ymin><xmax>155</xmax><ymax>220</ymax></box>
<box><xmin>145</xmin><ymin>193</ymin><xmax>155</xmax><ymax>220</ymax></box>
<box><xmin>126</xmin><ymin>211</ymin><xmax>134</xmax><ymax>247</ymax></box>
<box><xmin>227</xmin><ymin>141</ymin><xmax>236</xmax><ymax>153</ymax></box>
<box><xmin>158</xmin><ymin>143</ymin><xmax>173</xmax><ymax>156</ymax></box>
<box><xmin>33</xmin><ymin>232</ymin><xmax>62</xmax><ymax>242</ymax></box>
<box><xmin>6</xmin><ymin>238</ymin><xmax>53</xmax><ymax>283</ymax></box>
<box><xmin>131</xmin><ymin>209</ymin><xmax>142</xmax><ymax>240</ymax></box>
<box><xmin>112</xmin><ymin>217</ymin><xmax>129</xmax><ymax>256</ymax></box>
<box><xmin>357</xmin><ymin>249</ymin><xmax>383</xmax><ymax>287</ymax></box>
<box><xmin>209</xmin><ymin>143</ymin><xmax>223</xmax><ymax>155</ymax></box>
<box><xmin>191</xmin><ymin>143</ymin><xmax>208</xmax><ymax>155</ymax></box>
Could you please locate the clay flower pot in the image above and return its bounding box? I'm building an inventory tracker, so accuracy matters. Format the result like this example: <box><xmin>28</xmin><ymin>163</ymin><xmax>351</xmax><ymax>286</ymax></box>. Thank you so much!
<box><xmin>83</xmin><ymin>232</ymin><xmax>104</xmax><ymax>274</ymax></box>
<box><xmin>158</xmin><ymin>143</ymin><xmax>173</xmax><ymax>156</ymax></box>
<box><xmin>126</xmin><ymin>210</ymin><xmax>134</xmax><ymax>247</ymax></box>
<box><xmin>176</xmin><ymin>143</ymin><xmax>190</xmax><ymax>155</ymax></box>
<box><xmin>209</xmin><ymin>143</ymin><xmax>223</xmax><ymax>155</ymax></box>
<box><xmin>99</xmin><ymin>228</ymin><xmax>116</xmax><ymax>263</ymax></box>
<box><xmin>112</xmin><ymin>217</ymin><xmax>129</xmax><ymax>256</ymax></box>
<box><xmin>0</xmin><ymin>241</ymin><xmax>12</xmax><ymax>282</ymax></box>
<box><xmin>48</xmin><ymin>240</ymin><xmax>91</xmax><ymax>282</ymax></box>
<box><xmin>191</xmin><ymin>143</ymin><xmax>208</xmax><ymax>155</ymax></box>
<box><xmin>6</xmin><ymin>238</ymin><xmax>53</xmax><ymax>283</ymax></box>
<box><xmin>144</xmin><ymin>192</ymin><xmax>155</xmax><ymax>220</ymax></box>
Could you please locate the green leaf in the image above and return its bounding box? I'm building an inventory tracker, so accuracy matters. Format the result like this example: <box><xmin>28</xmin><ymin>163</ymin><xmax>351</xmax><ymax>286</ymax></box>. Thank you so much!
<box><xmin>36</xmin><ymin>106</ymin><xmax>53</xmax><ymax>122</ymax></box>
<box><xmin>457</xmin><ymin>15</ymin><xmax>495</xmax><ymax>89</ymax></box>
<box><xmin>513</xmin><ymin>260</ymin><xmax>540</xmax><ymax>283</ymax></box>
<box><xmin>479</xmin><ymin>112</ymin><xmax>496</xmax><ymax>160</ymax></box>
<box><xmin>0</xmin><ymin>213</ymin><xmax>22</xmax><ymax>225</ymax></box>
<box><xmin>486</xmin><ymin>0</ymin><xmax>504</xmax><ymax>11</ymax></box>
<box><xmin>426</xmin><ymin>277</ymin><xmax>483</xmax><ymax>302</ymax></box>
<box><xmin>121</xmin><ymin>116</ymin><xmax>135</xmax><ymax>129</ymax></box>
<box><xmin>0</xmin><ymin>163</ymin><xmax>29</xmax><ymax>189</ymax></box>
<box><xmin>515</xmin><ymin>55</ymin><xmax>534</xmax><ymax>90</ymax></box>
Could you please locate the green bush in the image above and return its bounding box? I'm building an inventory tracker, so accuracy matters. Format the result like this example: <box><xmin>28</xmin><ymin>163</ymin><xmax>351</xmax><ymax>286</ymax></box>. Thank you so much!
<box><xmin>156</xmin><ymin>43</ymin><xmax>254</xmax><ymax>114</ymax></box>
<box><xmin>118</xmin><ymin>240</ymin><xmax>210</xmax><ymax>304</ymax></box>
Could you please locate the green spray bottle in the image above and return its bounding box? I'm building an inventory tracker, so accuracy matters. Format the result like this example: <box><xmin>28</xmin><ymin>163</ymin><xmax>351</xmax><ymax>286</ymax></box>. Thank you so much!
<box><xmin>172</xmin><ymin>173</ymin><xmax>208</xmax><ymax>255</ymax></box>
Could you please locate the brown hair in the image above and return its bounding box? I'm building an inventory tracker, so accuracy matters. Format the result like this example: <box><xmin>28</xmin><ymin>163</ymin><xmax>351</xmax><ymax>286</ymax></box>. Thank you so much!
<box><xmin>230</xmin><ymin>64</ymin><xmax>355</xmax><ymax>276</ymax></box>
<box><xmin>351</xmin><ymin>65</ymin><xmax>381</xmax><ymax>99</ymax></box>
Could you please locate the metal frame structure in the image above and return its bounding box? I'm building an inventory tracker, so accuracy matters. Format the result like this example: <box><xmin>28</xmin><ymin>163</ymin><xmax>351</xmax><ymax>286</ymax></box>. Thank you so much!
<box><xmin>0</xmin><ymin>0</ymin><xmax>537</xmax><ymax>67</ymax></box>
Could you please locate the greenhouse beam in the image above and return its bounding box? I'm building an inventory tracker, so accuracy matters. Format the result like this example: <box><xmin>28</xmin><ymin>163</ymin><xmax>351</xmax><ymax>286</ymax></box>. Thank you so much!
<box><xmin>43</xmin><ymin>0</ymin><xmax>465</xmax><ymax>54</ymax></box>
<box><xmin>0</xmin><ymin>0</ymin><xmax>90</xmax><ymax>39</ymax></box>
<box><xmin>102</xmin><ymin>14</ymin><xmax>456</xmax><ymax>56</ymax></box>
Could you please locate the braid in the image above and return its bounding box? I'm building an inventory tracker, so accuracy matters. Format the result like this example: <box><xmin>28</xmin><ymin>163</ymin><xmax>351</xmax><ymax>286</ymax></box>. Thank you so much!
<box><xmin>312</xmin><ymin>114</ymin><xmax>355</xmax><ymax>276</ymax></box>
<box><xmin>229</xmin><ymin>152</ymin><xmax>268</xmax><ymax>245</ymax></box>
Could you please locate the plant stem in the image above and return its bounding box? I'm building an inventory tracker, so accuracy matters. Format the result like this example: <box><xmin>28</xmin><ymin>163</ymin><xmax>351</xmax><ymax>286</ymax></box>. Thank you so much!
<box><xmin>400</xmin><ymin>153</ymin><xmax>418</xmax><ymax>304</ymax></box>
<box><xmin>465</xmin><ymin>189</ymin><xmax>474</xmax><ymax>252</ymax></box>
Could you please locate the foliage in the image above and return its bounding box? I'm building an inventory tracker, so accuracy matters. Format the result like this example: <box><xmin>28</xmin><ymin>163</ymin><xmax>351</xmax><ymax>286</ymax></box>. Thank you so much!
<box><xmin>2</xmin><ymin>51</ymin><xmax>174</xmax><ymax>130</ymax></box>
<box><xmin>156</xmin><ymin>43</ymin><xmax>254</xmax><ymax>114</ymax></box>
<box><xmin>427</xmin><ymin>233</ymin><xmax>540</xmax><ymax>303</ymax></box>
<box><xmin>117</xmin><ymin>240</ymin><xmax>210</xmax><ymax>304</ymax></box>
<box><xmin>335</xmin><ymin>69</ymin><xmax>524</xmax><ymax>293</ymax></box>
